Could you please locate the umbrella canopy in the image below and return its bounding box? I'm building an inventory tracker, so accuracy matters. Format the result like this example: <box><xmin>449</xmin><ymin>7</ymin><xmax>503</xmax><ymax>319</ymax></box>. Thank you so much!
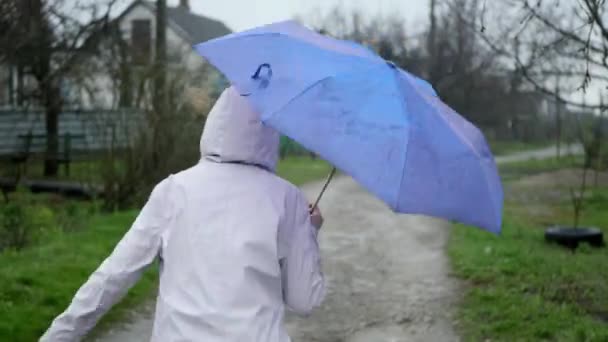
<box><xmin>194</xmin><ymin>20</ymin><xmax>503</xmax><ymax>234</ymax></box>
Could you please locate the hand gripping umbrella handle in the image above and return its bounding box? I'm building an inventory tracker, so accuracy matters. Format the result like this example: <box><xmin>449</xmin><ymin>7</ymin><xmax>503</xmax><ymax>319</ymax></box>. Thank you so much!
<box><xmin>310</xmin><ymin>167</ymin><xmax>337</xmax><ymax>213</ymax></box>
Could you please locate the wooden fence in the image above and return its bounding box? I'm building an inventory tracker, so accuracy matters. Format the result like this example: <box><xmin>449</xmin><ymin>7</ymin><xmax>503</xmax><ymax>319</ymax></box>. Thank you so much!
<box><xmin>0</xmin><ymin>109</ymin><xmax>143</xmax><ymax>155</ymax></box>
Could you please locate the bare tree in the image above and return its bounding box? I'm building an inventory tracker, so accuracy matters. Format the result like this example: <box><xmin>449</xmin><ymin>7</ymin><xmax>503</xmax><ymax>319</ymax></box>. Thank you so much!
<box><xmin>150</xmin><ymin>0</ymin><xmax>168</xmax><ymax>170</ymax></box>
<box><xmin>482</xmin><ymin>0</ymin><xmax>608</xmax><ymax>169</ymax></box>
<box><xmin>0</xmin><ymin>0</ymin><xmax>115</xmax><ymax>176</ymax></box>
<box><xmin>595</xmin><ymin>92</ymin><xmax>606</xmax><ymax>185</ymax></box>
<box><xmin>428</xmin><ymin>0</ymin><xmax>439</xmax><ymax>84</ymax></box>
<box><xmin>304</xmin><ymin>7</ymin><xmax>427</xmax><ymax>74</ymax></box>
<box><xmin>305</xmin><ymin>3</ymin><xmax>520</xmax><ymax>138</ymax></box>
<box><xmin>555</xmin><ymin>81</ymin><xmax>563</xmax><ymax>158</ymax></box>
<box><xmin>154</xmin><ymin>0</ymin><xmax>167</xmax><ymax>116</ymax></box>
<box><xmin>92</xmin><ymin>1</ymin><xmax>215</xmax><ymax>209</ymax></box>
<box><xmin>480</xmin><ymin>0</ymin><xmax>607</xmax><ymax>111</ymax></box>
<box><xmin>423</xmin><ymin>0</ymin><xmax>527</xmax><ymax>139</ymax></box>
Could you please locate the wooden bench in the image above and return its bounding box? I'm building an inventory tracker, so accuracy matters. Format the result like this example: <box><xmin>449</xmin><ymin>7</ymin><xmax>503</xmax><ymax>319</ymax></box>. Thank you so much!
<box><xmin>15</xmin><ymin>133</ymin><xmax>86</xmax><ymax>177</ymax></box>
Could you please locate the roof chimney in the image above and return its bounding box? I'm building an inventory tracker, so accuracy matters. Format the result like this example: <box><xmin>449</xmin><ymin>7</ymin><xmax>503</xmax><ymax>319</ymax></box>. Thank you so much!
<box><xmin>179</xmin><ymin>0</ymin><xmax>189</xmax><ymax>10</ymax></box>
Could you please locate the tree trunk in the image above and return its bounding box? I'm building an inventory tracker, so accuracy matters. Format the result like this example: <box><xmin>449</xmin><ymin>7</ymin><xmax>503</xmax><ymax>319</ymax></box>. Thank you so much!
<box><xmin>43</xmin><ymin>82</ymin><xmax>61</xmax><ymax>176</ymax></box>
<box><xmin>118</xmin><ymin>34</ymin><xmax>133</xmax><ymax>108</ymax></box>
<box><xmin>154</xmin><ymin>0</ymin><xmax>167</xmax><ymax>116</ymax></box>
<box><xmin>510</xmin><ymin>38</ymin><xmax>522</xmax><ymax>140</ymax></box>
<box><xmin>427</xmin><ymin>0</ymin><xmax>437</xmax><ymax>83</ymax></box>
<box><xmin>152</xmin><ymin>0</ymin><xmax>168</xmax><ymax>170</ymax></box>
<box><xmin>595</xmin><ymin>93</ymin><xmax>605</xmax><ymax>186</ymax></box>
<box><xmin>572</xmin><ymin>166</ymin><xmax>589</xmax><ymax>228</ymax></box>
<box><xmin>555</xmin><ymin>84</ymin><xmax>562</xmax><ymax>159</ymax></box>
<box><xmin>25</xmin><ymin>0</ymin><xmax>61</xmax><ymax>177</ymax></box>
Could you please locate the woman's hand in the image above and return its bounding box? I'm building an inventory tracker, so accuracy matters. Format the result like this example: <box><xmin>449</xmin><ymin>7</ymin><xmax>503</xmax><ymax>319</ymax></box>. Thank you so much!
<box><xmin>309</xmin><ymin>204</ymin><xmax>324</xmax><ymax>230</ymax></box>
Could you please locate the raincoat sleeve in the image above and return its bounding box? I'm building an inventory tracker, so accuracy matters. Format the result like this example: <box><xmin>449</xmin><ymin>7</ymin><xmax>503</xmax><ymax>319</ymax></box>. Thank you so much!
<box><xmin>40</xmin><ymin>177</ymin><xmax>178</xmax><ymax>342</ymax></box>
<box><xmin>278</xmin><ymin>188</ymin><xmax>325</xmax><ymax>316</ymax></box>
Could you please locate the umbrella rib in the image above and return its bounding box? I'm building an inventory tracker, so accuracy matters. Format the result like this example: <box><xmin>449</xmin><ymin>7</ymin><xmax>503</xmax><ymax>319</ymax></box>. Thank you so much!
<box><xmin>403</xmin><ymin>74</ymin><xmax>501</xmax><ymax>232</ymax></box>
<box><xmin>406</xmin><ymin>77</ymin><xmax>501</xmax><ymax>230</ymax></box>
<box><xmin>390</xmin><ymin>67</ymin><xmax>411</xmax><ymax>211</ymax></box>
<box><xmin>402</xmin><ymin>75</ymin><xmax>501</xmax><ymax>230</ymax></box>
<box><xmin>407</xmin><ymin>78</ymin><xmax>482</xmax><ymax>159</ymax></box>
<box><xmin>262</xmin><ymin>75</ymin><xmax>333</xmax><ymax>122</ymax></box>
<box><xmin>262</xmin><ymin>63</ymin><xmax>384</xmax><ymax>123</ymax></box>
<box><xmin>482</xmin><ymin>160</ymin><xmax>502</xmax><ymax>233</ymax></box>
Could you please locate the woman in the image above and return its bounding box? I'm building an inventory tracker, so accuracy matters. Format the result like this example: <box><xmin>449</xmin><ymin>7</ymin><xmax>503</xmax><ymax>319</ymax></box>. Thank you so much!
<box><xmin>41</xmin><ymin>87</ymin><xmax>325</xmax><ymax>342</ymax></box>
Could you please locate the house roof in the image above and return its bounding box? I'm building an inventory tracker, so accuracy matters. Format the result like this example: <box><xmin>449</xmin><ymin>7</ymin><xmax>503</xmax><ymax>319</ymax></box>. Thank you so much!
<box><xmin>165</xmin><ymin>5</ymin><xmax>231</xmax><ymax>44</ymax></box>
<box><xmin>119</xmin><ymin>1</ymin><xmax>232</xmax><ymax>44</ymax></box>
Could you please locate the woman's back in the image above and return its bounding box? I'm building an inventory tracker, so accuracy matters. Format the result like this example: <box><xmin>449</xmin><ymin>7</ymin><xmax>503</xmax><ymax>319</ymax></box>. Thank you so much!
<box><xmin>154</xmin><ymin>162</ymin><xmax>296</xmax><ymax>341</ymax></box>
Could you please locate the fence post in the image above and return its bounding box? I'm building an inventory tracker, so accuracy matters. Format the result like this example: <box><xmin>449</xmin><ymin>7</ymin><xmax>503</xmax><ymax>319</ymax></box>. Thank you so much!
<box><xmin>64</xmin><ymin>134</ymin><xmax>71</xmax><ymax>177</ymax></box>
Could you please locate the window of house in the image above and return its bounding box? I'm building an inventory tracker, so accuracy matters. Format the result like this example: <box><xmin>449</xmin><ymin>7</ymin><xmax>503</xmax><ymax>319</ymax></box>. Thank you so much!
<box><xmin>131</xmin><ymin>19</ymin><xmax>152</xmax><ymax>65</ymax></box>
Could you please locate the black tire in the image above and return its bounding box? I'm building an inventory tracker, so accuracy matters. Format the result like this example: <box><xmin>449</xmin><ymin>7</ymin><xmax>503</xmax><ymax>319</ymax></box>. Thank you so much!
<box><xmin>545</xmin><ymin>226</ymin><xmax>605</xmax><ymax>249</ymax></box>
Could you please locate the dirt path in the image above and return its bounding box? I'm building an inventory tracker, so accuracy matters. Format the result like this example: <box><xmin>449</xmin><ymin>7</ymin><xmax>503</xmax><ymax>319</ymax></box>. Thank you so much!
<box><xmin>494</xmin><ymin>144</ymin><xmax>582</xmax><ymax>164</ymax></box>
<box><xmin>91</xmin><ymin>176</ymin><xmax>459</xmax><ymax>342</ymax></box>
<box><xmin>286</xmin><ymin>177</ymin><xmax>458</xmax><ymax>342</ymax></box>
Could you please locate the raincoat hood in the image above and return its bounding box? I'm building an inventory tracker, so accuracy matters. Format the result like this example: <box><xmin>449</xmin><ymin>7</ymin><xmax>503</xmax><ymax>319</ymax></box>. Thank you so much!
<box><xmin>200</xmin><ymin>86</ymin><xmax>280</xmax><ymax>172</ymax></box>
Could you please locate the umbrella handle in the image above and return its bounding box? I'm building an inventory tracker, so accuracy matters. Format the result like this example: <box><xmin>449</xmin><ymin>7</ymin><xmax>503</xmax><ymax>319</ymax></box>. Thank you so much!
<box><xmin>252</xmin><ymin>63</ymin><xmax>272</xmax><ymax>80</ymax></box>
<box><xmin>310</xmin><ymin>167</ymin><xmax>337</xmax><ymax>213</ymax></box>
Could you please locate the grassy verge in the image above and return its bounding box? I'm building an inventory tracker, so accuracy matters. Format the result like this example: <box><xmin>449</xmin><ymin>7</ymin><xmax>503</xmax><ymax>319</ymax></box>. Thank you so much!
<box><xmin>1</xmin><ymin>156</ymin><xmax>330</xmax><ymax>185</ymax></box>
<box><xmin>277</xmin><ymin>157</ymin><xmax>331</xmax><ymax>185</ymax></box>
<box><xmin>489</xmin><ymin>140</ymin><xmax>553</xmax><ymax>156</ymax></box>
<box><xmin>0</xmin><ymin>211</ymin><xmax>151</xmax><ymax>341</ymax></box>
<box><xmin>498</xmin><ymin>155</ymin><xmax>582</xmax><ymax>182</ymax></box>
<box><xmin>0</xmin><ymin>156</ymin><xmax>329</xmax><ymax>341</ymax></box>
<box><xmin>0</xmin><ymin>159</ymin><xmax>105</xmax><ymax>183</ymax></box>
<box><xmin>450</xmin><ymin>161</ymin><xmax>608</xmax><ymax>340</ymax></box>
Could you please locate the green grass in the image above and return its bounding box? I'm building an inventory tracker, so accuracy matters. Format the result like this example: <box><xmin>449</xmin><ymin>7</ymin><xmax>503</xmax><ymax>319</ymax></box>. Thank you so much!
<box><xmin>0</xmin><ymin>159</ymin><xmax>106</xmax><ymax>183</ymax></box>
<box><xmin>489</xmin><ymin>140</ymin><xmax>553</xmax><ymax>156</ymax></box>
<box><xmin>498</xmin><ymin>155</ymin><xmax>583</xmax><ymax>181</ymax></box>
<box><xmin>276</xmin><ymin>156</ymin><xmax>332</xmax><ymax>185</ymax></box>
<box><xmin>1</xmin><ymin>156</ymin><xmax>330</xmax><ymax>186</ymax></box>
<box><xmin>449</xmin><ymin>188</ymin><xmax>608</xmax><ymax>341</ymax></box>
<box><xmin>0</xmin><ymin>156</ymin><xmax>329</xmax><ymax>341</ymax></box>
<box><xmin>0</xmin><ymin>211</ymin><xmax>156</xmax><ymax>342</ymax></box>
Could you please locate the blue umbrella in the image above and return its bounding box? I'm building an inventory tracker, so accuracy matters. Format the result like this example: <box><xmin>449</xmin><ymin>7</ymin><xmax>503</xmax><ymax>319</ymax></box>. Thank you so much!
<box><xmin>194</xmin><ymin>20</ymin><xmax>503</xmax><ymax>234</ymax></box>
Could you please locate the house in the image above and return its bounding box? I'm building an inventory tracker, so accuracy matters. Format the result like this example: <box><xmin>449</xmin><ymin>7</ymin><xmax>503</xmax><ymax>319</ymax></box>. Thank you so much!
<box><xmin>0</xmin><ymin>0</ymin><xmax>231</xmax><ymax>110</ymax></box>
<box><xmin>86</xmin><ymin>0</ymin><xmax>232</xmax><ymax>109</ymax></box>
<box><xmin>0</xmin><ymin>0</ymin><xmax>231</xmax><ymax>157</ymax></box>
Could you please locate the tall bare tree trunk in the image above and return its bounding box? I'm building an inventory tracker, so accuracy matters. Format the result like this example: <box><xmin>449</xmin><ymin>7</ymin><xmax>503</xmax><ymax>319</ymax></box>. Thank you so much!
<box><xmin>27</xmin><ymin>0</ymin><xmax>60</xmax><ymax>177</ymax></box>
<box><xmin>595</xmin><ymin>92</ymin><xmax>605</xmax><ymax>186</ymax></box>
<box><xmin>509</xmin><ymin>38</ymin><xmax>522</xmax><ymax>140</ymax></box>
<box><xmin>43</xmin><ymin>83</ymin><xmax>61</xmax><ymax>176</ymax></box>
<box><xmin>427</xmin><ymin>0</ymin><xmax>438</xmax><ymax>84</ymax></box>
<box><xmin>154</xmin><ymin>0</ymin><xmax>167</xmax><ymax>114</ymax></box>
<box><xmin>118</xmin><ymin>32</ymin><xmax>133</xmax><ymax>108</ymax></box>
<box><xmin>555</xmin><ymin>82</ymin><xmax>562</xmax><ymax>159</ymax></box>
<box><xmin>152</xmin><ymin>0</ymin><xmax>168</xmax><ymax>170</ymax></box>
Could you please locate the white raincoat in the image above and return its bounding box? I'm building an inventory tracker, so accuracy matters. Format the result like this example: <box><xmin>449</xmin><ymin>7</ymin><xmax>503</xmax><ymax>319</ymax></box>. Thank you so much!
<box><xmin>40</xmin><ymin>87</ymin><xmax>325</xmax><ymax>342</ymax></box>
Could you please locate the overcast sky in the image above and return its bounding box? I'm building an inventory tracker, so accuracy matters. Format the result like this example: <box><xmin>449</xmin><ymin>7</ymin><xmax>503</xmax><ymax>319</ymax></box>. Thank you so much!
<box><xmin>180</xmin><ymin>0</ymin><xmax>430</xmax><ymax>32</ymax></box>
